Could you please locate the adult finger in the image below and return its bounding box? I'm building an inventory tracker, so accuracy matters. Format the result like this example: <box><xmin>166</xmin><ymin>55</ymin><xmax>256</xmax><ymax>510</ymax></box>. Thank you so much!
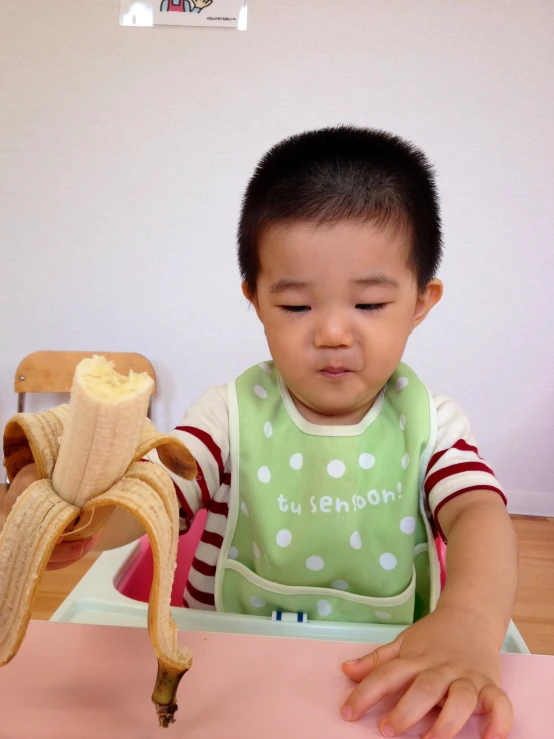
<box><xmin>342</xmin><ymin>658</ymin><xmax>417</xmax><ymax>722</ymax></box>
<box><xmin>382</xmin><ymin>668</ymin><xmax>449</xmax><ymax>737</ymax></box>
<box><xmin>424</xmin><ymin>677</ymin><xmax>479</xmax><ymax>739</ymax></box>
<box><xmin>342</xmin><ymin>638</ymin><xmax>402</xmax><ymax>682</ymax></box>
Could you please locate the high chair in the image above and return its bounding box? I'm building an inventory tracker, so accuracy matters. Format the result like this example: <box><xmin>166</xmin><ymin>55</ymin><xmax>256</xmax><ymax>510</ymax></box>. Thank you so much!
<box><xmin>51</xmin><ymin>521</ymin><xmax>529</xmax><ymax>654</ymax></box>
<box><xmin>5</xmin><ymin>350</ymin><xmax>157</xmax><ymax>488</ymax></box>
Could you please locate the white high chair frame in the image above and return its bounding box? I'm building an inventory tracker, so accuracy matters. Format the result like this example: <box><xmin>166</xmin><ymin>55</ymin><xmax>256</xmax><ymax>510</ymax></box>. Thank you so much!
<box><xmin>50</xmin><ymin>542</ymin><xmax>530</xmax><ymax>653</ymax></box>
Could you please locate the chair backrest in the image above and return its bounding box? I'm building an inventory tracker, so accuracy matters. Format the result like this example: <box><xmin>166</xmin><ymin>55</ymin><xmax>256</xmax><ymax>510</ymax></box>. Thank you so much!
<box><xmin>14</xmin><ymin>351</ymin><xmax>156</xmax><ymax>414</ymax></box>
<box><xmin>15</xmin><ymin>351</ymin><xmax>156</xmax><ymax>394</ymax></box>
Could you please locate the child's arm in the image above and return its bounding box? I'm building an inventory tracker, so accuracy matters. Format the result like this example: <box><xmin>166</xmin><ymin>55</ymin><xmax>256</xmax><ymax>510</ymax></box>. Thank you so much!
<box><xmin>342</xmin><ymin>491</ymin><xmax>517</xmax><ymax>739</ymax></box>
<box><xmin>3</xmin><ymin>385</ymin><xmax>230</xmax><ymax>569</ymax></box>
<box><xmin>341</xmin><ymin>396</ymin><xmax>518</xmax><ymax>739</ymax></box>
<box><xmin>3</xmin><ymin>463</ymin><xmax>146</xmax><ymax>567</ymax></box>
<box><xmin>436</xmin><ymin>490</ymin><xmax>518</xmax><ymax>650</ymax></box>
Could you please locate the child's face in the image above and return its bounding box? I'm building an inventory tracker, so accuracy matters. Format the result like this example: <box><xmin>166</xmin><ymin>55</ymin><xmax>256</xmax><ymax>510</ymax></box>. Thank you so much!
<box><xmin>245</xmin><ymin>219</ymin><xmax>442</xmax><ymax>425</ymax></box>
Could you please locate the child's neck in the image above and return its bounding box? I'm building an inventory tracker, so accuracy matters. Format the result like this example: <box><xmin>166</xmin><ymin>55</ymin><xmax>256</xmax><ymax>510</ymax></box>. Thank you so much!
<box><xmin>289</xmin><ymin>391</ymin><xmax>380</xmax><ymax>426</ymax></box>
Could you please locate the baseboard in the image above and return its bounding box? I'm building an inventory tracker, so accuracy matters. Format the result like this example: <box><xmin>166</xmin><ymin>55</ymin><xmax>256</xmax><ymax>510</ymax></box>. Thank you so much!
<box><xmin>506</xmin><ymin>490</ymin><xmax>554</xmax><ymax>517</ymax></box>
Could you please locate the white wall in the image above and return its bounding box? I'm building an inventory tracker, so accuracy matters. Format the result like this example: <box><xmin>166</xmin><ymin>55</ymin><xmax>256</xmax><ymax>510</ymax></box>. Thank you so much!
<box><xmin>1</xmin><ymin>1</ymin><xmax>553</xmax><ymax>513</ymax></box>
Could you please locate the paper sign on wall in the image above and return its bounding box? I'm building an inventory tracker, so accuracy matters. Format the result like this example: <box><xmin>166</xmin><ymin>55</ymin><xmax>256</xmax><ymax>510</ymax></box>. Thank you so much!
<box><xmin>120</xmin><ymin>0</ymin><xmax>247</xmax><ymax>29</ymax></box>
<box><xmin>156</xmin><ymin>0</ymin><xmax>245</xmax><ymax>27</ymax></box>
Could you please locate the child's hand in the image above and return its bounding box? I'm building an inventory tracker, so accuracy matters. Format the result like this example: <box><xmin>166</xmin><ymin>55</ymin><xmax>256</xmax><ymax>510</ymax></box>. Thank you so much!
<box><xmin>2</xmin><ymin>464</ymin><xmax>99</xmax><ymax>571</ymax></box>
<box><xmin>341</xmin><ymin>605</ymin><xmax>513</xmax><ymax>739</ymax></box>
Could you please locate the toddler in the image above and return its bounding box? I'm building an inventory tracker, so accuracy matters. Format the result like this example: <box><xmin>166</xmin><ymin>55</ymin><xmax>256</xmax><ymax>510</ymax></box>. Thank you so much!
<box><xmin>6</xmin><ymin>126</ymin><xmax>518</xmax><ymax>739</ymax></box>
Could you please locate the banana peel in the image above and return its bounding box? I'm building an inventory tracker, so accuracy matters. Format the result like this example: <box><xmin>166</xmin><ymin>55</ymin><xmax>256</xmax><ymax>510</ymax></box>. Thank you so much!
<box><xmin>0</xmin><ymin>356</ymin><xmax>197</xmax><ymax>726</ymax></box>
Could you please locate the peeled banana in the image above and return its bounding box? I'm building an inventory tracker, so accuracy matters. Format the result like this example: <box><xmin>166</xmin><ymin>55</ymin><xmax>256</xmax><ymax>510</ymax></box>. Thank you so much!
<box><xmin>0</xmin><ymin>356</ymin><xmax>198</xmax><ymax>726</ymax></box>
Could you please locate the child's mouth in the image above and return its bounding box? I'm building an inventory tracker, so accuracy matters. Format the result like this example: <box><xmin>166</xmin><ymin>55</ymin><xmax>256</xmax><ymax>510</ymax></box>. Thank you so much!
<box><xmin>319</xmin><ymin>368</ymin><xmax>352</xmax><ymax>378</ymax></box>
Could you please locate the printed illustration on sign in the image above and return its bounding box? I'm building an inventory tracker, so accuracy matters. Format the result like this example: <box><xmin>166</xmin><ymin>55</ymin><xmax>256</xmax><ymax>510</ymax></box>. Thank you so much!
<box><xmin>160</xmin><ymin>0</ymin><xmax>212</xmax><ymax>13</ymax></box>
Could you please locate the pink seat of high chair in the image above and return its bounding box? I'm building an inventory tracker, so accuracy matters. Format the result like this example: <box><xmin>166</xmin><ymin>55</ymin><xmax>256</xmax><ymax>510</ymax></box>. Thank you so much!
<box><xmin>436</xmin><ymin>535</ymin><xmax>447</xmax><ymax>590</ymax></box>
<box><xmin>116</xmin><ymin>509</ymin><xmax>447</xmax><ymax>608</ymax></box>
<box><xmin>116</xmin><ymin>509</ymin><xmax>207</xmax><ymax>607</ymax></box>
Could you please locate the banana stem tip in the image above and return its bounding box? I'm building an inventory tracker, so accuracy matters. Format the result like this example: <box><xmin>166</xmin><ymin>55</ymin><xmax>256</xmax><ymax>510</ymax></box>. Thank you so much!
<box><xmin>151</xmin><ymin>661</ymin><xmax>189</xmax><ymax>728</ymax></box>
<box><xmin>155</xmin><ymin>702</ymin><xmax>179</xmax><ymax>728</ymax></box>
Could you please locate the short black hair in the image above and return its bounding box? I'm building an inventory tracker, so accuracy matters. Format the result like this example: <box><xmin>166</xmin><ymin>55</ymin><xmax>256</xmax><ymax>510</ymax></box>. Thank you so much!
<box><xmin>237</xmin><ymin>125</ymin><xmax>442</xmax><ymax>293</ymax></box>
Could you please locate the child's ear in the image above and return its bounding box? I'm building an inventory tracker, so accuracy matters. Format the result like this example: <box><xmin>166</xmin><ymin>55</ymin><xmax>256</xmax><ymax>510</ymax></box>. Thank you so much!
<box><xmin>241</xmin><ymin>282</ymin><xmax>262</xmax><ymax>321</ymax></box>
<box><xmin>412</xmin><ymin>279</ymin><xmax>443</xmax><ymax>330</ymax></box>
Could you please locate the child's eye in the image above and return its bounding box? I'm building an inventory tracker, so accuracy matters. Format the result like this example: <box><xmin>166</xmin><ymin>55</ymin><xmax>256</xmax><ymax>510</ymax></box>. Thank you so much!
<box><xmin>356</xmin><ymin>304</ymin><xmax>387</xmax><ymax>312</ymax></box>
<box><xmin>279</xmin><ymin>306</ymin><xmax>310</xmax><ymax>313</ymax></box>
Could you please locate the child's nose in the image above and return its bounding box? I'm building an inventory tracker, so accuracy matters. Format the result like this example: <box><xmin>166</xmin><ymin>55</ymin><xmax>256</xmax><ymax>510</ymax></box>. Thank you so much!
<box><xmin>313</xmin><ymin>314</ymin><xmax>354</xmax><ymax>348</ymax></box>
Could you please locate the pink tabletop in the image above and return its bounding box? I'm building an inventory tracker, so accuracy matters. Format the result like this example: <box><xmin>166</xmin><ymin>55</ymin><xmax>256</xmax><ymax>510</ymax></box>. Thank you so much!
<box><xmin>0</xmin><ymin>621</ymin><xmax>550</xmax><ymax>736</ymax></box>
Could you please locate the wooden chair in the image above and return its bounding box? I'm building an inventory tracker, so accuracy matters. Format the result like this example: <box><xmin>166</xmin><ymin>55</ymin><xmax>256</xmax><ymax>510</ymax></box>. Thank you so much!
<box><xmin>6</xmin><ymin>351</ymin><xmax>157</xmax><ymax>487</ymax></box>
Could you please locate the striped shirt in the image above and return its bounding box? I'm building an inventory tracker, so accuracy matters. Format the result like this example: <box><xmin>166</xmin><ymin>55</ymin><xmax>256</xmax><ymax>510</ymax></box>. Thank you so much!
<box><xmin>147</xmin><ymin>385</ymin><xmax>506</xmax><ymax>610</ymax></box>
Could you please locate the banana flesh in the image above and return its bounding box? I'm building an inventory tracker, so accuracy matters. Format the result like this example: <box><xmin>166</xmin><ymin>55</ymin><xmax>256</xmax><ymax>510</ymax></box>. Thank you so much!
<box><xmin>52</xmin><ymin>355</ymin><xmax>154</xmax><ymax>507</ymax></box>
<box><xmin>0</xmin><ymin>356</ymin><xmax>197</xmax><ymax>726</ymax></box>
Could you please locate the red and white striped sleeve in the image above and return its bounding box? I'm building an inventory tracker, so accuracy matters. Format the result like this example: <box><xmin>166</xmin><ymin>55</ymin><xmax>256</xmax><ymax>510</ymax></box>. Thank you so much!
<box><xmin>425</xmin><ymin>394</ymin><xmax>507</xmax><ymax>540</ymax></box>
<box><xmin>146</xmin><ymin>385</ymin><xmax>230</xmax><ymax>534</ymax></box>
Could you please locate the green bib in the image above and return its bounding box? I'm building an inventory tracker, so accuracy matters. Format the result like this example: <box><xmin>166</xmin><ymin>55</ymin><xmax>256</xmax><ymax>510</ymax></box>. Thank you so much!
<box><xmin>214</xmin><ymin>361</ymin><xmax>440</xmax><ymax>625</ymax></box>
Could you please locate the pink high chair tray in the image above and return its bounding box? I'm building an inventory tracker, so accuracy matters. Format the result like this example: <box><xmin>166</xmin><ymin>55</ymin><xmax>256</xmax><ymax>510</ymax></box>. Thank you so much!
<box><xmin>0</xmin><ymin>621</ymin><xmax>550</xmax><ymax>737</ymax></box>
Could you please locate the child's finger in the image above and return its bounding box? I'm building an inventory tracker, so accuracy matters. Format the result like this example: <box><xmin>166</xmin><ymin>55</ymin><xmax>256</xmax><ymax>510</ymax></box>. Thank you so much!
<box><xmin>2</xmin><ymin>487</ymin><xmax>18</xmax><ymax>516</ymax></box>
<box><xmin>48</xmin><ymin>535</ymin><xmax>98</xmax><ymax>564</ymax></box>
<box><xmin>48</xmin><ymin>541</ymin><xmax>88</xmax><ymax>563</ymax></box>
<box><xmin>381</xmin><ymin>668</ymin><xmax>449</xmax><ymax>737</ymax></box>
<box><xmin>423</xmin><ymin>677</ymin><xmax>479</xmax><ymax>739</ymax></box>
<box><xmin>342</xmin><ymin>638</ymin><xmax>402</xmax><ymax>682</ymax></box>
<box><xmin>480</xmin><ymin>684</ymin><xmax>513</xmax><ymax>739</ymax></box>
<box><xmin>341</xmin><ymin>658</ymin><xmax>416</xmax><ymax>722</ymax></box>
<box><xmin>46</xmin><ymin>559</ymin><xmax>85</xmax><ymax>571</ymax></box>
